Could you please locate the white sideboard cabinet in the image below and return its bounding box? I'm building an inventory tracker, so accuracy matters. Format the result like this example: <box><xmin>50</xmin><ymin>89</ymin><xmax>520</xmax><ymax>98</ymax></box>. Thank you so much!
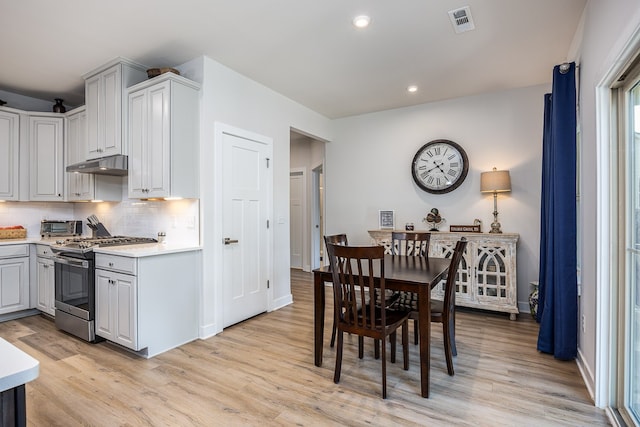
<box><xmin>368</xmin><ymin>230</ymin><xmax>520</xmax><ymax>319</ymax></box>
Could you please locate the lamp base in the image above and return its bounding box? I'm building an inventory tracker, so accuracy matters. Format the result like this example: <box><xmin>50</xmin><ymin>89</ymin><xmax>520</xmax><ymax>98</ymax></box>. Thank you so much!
<box><xmin>489</xmin><ymin>222</ymin><xmax>503</xmax><ymax>233</ymax></box>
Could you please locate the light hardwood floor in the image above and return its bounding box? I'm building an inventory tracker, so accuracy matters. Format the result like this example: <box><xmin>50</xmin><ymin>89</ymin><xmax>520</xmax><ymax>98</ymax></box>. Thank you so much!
<box><xmin>1</xmin><ymin>270</ymin><xmax>609</xmax><ymax>426</ymax></box>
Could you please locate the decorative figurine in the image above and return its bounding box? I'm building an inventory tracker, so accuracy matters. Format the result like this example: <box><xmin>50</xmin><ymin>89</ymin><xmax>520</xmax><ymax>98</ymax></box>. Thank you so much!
<box><xmin>423</xmin><ymin>208</ymin><xmax>446</xmax><ymax>231</ymax></box>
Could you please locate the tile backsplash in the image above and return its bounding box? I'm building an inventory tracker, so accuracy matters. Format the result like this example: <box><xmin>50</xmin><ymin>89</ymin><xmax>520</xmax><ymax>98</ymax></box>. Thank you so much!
<box><xmin>0</xmin><ymin>199</ymin><xmax>200</xmax><ymax>245</ymax></box>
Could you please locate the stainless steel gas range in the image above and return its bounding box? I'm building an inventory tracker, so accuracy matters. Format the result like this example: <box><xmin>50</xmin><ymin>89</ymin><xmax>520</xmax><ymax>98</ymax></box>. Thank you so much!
<box><xmin>50</xmin><ymin>236</ymin><xmax>157</xmax><ymax>342</ymax></box>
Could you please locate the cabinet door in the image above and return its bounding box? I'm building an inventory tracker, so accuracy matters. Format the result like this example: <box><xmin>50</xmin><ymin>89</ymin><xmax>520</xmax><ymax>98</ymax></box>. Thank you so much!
<box><xmin>66</xmin><ymin>109</ymin><xmax>94</xmax><ymax>200</ymax></box>
<box><xmin>128</xmin><ymin>81</ymin><xmax>171</xmax><ymax>199</ymax></box>
<box><xmin>95</xmin><ymin>269</ymin><xmax>137</xmax><ymax>349</ymax></box>
<box><xmin>114</xmin><ymin>273</ymin><xmax>137</xmax><ymax>349</ymax></box>
<box><xmin>145</xmin><ymin>82</ymin><xmax>170</xmax><ymax>198</ymax></box>
<box><xmin>127</xmin><ymin>90</ymin><xmax>147</xmax><ymax>198</ymax></box>
<box><xmin>85</xmin><ymin>74</ymin><xmax>101</xmax><ymax>159</ymax></box>
<box><xmin>429</xmin><ymin>238</ymin><xmax>472</xmax><ymax>303</ymax></box>
<box><xmin>86</xmin><ymin>66</ymin><xmax>122</xmax><ymax>159</ymax></box>
<box><xmin>29</xmin><ymin>116</ymin><xmax>64</xmax><ymax>201</ymax></box>
<box><xmin>95</xmin><ymin>270</ymin><xmax>115</xmax><ymax>341</ymax></box>
<box><xmin>0</xmin><ymin>110</ymin><xmax>19</xmax><ymax>200</ymax></box>
<box><xmin>36</xmin><ymin>257</ymin><xmax>55</xmax><ymax>316</ymax></box>
<box><xmin>102</xmin><ymin>66</ymin><xmax>122</xmax><ymax>157</ymax></box>
<box><xmin>474</xmin><ymin>242</ymin><xmax>516</xmax><ymax>308</ymax></box>
<box><xmin>0</xmin><ymin>258</ymin><xmax>29</xmax><ymax>314</ymax></box>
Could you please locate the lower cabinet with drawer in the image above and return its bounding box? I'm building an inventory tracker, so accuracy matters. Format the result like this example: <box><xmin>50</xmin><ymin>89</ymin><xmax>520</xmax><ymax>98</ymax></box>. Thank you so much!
<box><xmin>94</xmin><ymin>249</ymin><xmax>201</xmax><ymax>357</ymax></box>
<box><xmin>35</xmin><ymin>244</ymin><xmax>55</xmax><ymax>316</ymax></box>
<box><xmin>0</xmin><ymin>244</ymin><xmax>30</xmax><ymax>315</ymax></box>
<box><xmin>95</xmin><ymin>263</ymin><xmax>137</xmax><ymax>349</ymax></box>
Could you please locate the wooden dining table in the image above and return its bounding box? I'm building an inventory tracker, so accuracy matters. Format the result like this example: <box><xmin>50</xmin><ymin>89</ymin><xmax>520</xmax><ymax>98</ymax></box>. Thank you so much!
<box><xmin>313</xmin><ymin>254</ymin><xmax>450</xmax><ymax>398</ymax></box>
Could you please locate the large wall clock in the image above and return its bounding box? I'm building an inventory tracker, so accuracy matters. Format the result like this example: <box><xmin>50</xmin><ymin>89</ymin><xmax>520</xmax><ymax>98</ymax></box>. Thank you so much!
<box><xmin>411</xmin><ymin>139</ymin><xmax>469</xmax><ymax>194</ymax></box>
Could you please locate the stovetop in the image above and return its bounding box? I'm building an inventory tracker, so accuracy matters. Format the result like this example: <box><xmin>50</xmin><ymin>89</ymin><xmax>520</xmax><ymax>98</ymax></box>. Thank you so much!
<box><xmin>51</xmin><ymin>236</ymin><xmax>158</xmax><ymax>253</ymax></box>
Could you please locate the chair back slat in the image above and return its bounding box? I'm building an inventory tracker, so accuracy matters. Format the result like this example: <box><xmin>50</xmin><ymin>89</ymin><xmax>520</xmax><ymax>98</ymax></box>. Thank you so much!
<box><xmin>326</xmin><ymin>243</ymin><xmax>385</xmax><ymax>331</ymax></box>
<box><xmin>391</xmin><ymin>232</ymin><xmax>430</xmax><ymax>257</ymax></box>
<box><xmin>443</xmin><ymin>238</ymin><xmax>468</xmax><ymax>315</ymax></box>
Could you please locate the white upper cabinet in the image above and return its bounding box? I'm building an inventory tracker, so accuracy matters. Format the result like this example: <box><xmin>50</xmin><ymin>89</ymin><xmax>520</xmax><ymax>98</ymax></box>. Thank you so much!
<box><xmin>65</xmin><ymin>106</ymin><xmax>121</xmax><ymax>202</ymax></box>
<box><xmin>127</xmin><ymin>73</ymin><xmax>200</xmax><ymax>199</ymax></box>
<box><xmin>66</xmin><ymin>106</ymin><xmax>92</xmax><ymax>200</ymax></box>
<box><xmin>29</xmin><ymin>114</ymin><xmax>64</xmax><ymax>201</ymax></box>
<box><xmin>83</xmin><ymin>58</ymin><xmax>147</xmax><ymax>160</ymax></box>
<box><xmin>0</xmin><ymin>109</ymin><xmax>20</xmax><ymax>201</ymax></box>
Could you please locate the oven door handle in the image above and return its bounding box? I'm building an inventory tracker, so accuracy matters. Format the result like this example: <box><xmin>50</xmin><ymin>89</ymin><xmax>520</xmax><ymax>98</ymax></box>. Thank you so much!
<box><xmin>52</xmin><ymin>255</ymin><xmax>90</xmax><ymax>269</ymax></box>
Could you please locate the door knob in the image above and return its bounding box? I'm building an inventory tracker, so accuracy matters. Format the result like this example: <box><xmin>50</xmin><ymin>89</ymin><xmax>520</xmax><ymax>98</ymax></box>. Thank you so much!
<box><xmin>224</xmin><ymin>238</ymin><xmax>239</xmax><ymax>245</ymax></box>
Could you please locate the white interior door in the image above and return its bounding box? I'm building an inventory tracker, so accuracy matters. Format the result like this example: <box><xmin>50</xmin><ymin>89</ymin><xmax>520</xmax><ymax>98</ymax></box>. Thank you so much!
<box><xmin>290</xmin><ymin>169</ymin><xmax>305</xmax><ymax>269</ymax></box>
<box><xmin>222</xmin><ymin>131</ymin><xmax>270</xmax><ymax>327</ymax></box>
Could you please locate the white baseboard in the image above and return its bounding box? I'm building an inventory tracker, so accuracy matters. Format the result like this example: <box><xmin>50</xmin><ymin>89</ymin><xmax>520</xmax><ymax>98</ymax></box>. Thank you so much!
<box><xmin>199</xmin><ymin>323</ymin><xmax>219</xmax><ymax>340</ymax></box>
<box><xmin>272</xmin><ymin>293</ymin><xmax>294</xmax><ymax>311</ymax></box>
<box><xmin>576</xmin><ymin>346</ymin><xmax>597</xmax><ymax>403</ymax></box>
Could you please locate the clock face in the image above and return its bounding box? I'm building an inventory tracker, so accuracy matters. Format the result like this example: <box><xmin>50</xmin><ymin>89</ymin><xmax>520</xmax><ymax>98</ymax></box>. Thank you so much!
<box><xmin>411</xmin><ymin>139</ymin><xmax>469</xmax><ymax>194</ymax></box>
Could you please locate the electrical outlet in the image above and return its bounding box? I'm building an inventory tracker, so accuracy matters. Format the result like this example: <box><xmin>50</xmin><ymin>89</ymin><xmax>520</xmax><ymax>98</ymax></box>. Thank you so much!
<box><xmin>581</xmin><ymin>314</ymin><xmax>586</xmax><ymax>333</ymax></box>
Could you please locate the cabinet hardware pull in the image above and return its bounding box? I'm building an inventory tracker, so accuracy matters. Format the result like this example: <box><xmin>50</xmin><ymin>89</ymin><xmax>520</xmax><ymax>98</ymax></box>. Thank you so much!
<box><xmin>224</xmin><ymin>238</ymin><xmax>239</xmax><ymax>245</ymax></box>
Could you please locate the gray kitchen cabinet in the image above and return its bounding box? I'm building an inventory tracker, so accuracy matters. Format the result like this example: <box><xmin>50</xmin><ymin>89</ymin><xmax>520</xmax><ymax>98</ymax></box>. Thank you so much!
<box><xmin>34</xmin><ymin>244</ymin><xmax>55</xmax><ymax>316</ymax></box>
<box><xmin>65</xmin><ymin>106</ymin><xmax>122</xmax><ymax>202</ymax></box>
<box><xmin>0</xmin><ymin>244</ymin><xmax>30</xmax><ymax>315</ymax></box>
<box><xmin>83</xmin><ymin>58</ymin><xmax>147</xmax><ymax>160</ymax></box>
<box><xmin>95</xmin><ymin>266</ymin><xmax>137</xmax><ymax>348</ymax></box>
<box><xmin>94</xmin><ymin>249</ymin><xmax>199</xmax><ymax>357</ymax></box>
<box><xmin>127</xmin><ymin>73</ymin><xmax>200</xmax><ymax>199</ymax></box>
<box><xmin>0</xmin><ymin>109</ymin><xmax>20</xmax><ymax>201</ymax></box>
<box><xmin>28</xmin><ymin>114</ymin><xmax>64</xmax><ymax>201</ymax></box>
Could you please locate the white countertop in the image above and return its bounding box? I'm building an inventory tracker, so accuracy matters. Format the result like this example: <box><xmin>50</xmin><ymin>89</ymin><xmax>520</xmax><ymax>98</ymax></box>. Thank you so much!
<box><xmin>0</xmin><ymin>338</ymin><xmax>39</xmax><ymax>393</ymax></box>
<box><xmin>0</xmin><ymin>238</ymin><xmax>43</xmax><ymax>246</ymax></box>
<box><xmin>0</xmin><ymin>238</ymin><xmax>201</xmax><ymax>258</ymax></box>
<box><xmin>93</xmin><ymin>243</ymin><xmax>202</xmax><ymax>257</ymax></box>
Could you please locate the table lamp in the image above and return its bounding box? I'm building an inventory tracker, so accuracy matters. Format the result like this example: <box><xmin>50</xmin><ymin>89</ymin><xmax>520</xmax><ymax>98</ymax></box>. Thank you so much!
<box><xmin>480</xmin><ymin>167</ymin><xmax>511</xmax><ymax>233</ymax></box>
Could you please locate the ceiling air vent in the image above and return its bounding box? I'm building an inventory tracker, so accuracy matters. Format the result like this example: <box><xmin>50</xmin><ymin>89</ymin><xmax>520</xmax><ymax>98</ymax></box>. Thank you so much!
<box><xmin>448</xmin><ymin>6</ymin><xmax>475</xmax><ymax>34</ymax></box>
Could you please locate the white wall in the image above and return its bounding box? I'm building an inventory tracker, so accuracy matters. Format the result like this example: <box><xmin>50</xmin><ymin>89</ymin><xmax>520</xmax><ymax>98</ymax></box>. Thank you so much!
<box><xmin>573</xmin><ymin>0</ymin><xmax>640</xmax><ymax>404</ymax></box>
<box><xmin>291</xmin><ymin>137</ymin><xmax>325</xmax><ymax>271</ymax></box>
<box><xmin>0</xmin><ymin>90</ymin><xmax>59</xmax><ymax>112</ymax></box>
<box><xmin>0</xmin><ymin>202</ymin><xmax>74</xmax><ymax>238</ymax></box>
<box><xmin>178</xmin><ymin>56</ymin><xmax>333</xmax><ymax>337</ymax></box>
<box><xmin>326</xmin><ymin>83</ymin><xmax>549</xmax><ymax>313</ymax></box>
<box><xmin>0</xmin><ymin>197</ymin><xmax>200</xmax><ymax>244</ymax></box>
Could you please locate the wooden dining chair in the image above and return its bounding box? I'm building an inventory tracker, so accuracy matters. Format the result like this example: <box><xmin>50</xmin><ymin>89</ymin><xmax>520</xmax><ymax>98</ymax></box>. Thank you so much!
<box><xmin>390</xmin><ymin>231</ymin><xmax>431</xmax><ymax>344</ymax></box>
<box><xmin>326</xmin><ymin>243</ymin><xmax>411</xmax><ymax>399</ymax></box>
<box><xmin>433</xmin><ymin>237</ymin><xmax>467</xmax><ymax>376</ymax></box>
<box><xmin>323</xmin><ymin>234</ymin><xmax>349</xmax><ymax>348</ymax></box>
<box><xmin>391</xmin><ymin>231</ymin><xmax>430</xmax><ymax>257</ymax></box>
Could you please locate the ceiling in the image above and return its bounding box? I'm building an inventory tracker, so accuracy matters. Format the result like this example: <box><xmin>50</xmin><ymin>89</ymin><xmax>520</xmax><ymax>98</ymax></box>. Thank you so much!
<box><xmin>0</xmin><ymin>1</ymin><xmax>585</xmax><ymax>119</ymax></box>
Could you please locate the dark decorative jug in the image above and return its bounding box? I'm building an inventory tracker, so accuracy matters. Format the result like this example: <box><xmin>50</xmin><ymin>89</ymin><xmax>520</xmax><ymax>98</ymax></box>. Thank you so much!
<box><xmin>53</xmin><ymin>98</ymin><xmax>66</xmax><ymax>113</ymax></box>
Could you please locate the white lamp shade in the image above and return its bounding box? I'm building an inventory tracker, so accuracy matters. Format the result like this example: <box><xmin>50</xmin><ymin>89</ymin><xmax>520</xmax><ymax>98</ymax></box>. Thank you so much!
<box><xmin>480</xmin><ymin>169</ymin><xmax>511</xmax><ymax>193</ymax></box>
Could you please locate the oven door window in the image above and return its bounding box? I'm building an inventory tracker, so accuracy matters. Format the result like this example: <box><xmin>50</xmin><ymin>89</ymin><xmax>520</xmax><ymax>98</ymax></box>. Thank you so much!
<box><xmin>55</xmin><ymin>260</ymin><xmax>90</xmax><ymax>311</ymax></box>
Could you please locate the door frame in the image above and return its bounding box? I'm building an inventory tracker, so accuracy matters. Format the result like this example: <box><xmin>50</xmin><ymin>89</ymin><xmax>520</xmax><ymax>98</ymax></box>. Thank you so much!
<box><xmin>311</xmin><ymin>164</ymin><xmax>323</xmax><ymax>270</ymax></box>
<box><xmin>289</xmin><ymin>168</ymin><xmax>307</xmax><ymax>270</ymax></box>
<box><xmin>213</xmin><ymin>122</ymin><xmax>273</xmax><ymax>332</ymax></box>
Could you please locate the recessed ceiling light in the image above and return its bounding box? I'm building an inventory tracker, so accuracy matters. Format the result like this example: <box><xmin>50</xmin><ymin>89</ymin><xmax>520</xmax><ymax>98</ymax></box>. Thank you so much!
<box><xmin>353</xmin><ymin>15</ymin><xmax>371</xmax><ymax>28</ymax></box>
<box><xmin>407</xmin><ymin>85</ymin><xmax>418</xmax><ymax>93</ymax></box>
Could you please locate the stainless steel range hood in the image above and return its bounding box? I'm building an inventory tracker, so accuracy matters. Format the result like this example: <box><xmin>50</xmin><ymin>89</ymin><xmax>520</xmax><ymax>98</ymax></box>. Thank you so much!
<box><xmin>66</xmin><ymin>154</ymin><xmax>128</xmax><ymax>176</ymax></box>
